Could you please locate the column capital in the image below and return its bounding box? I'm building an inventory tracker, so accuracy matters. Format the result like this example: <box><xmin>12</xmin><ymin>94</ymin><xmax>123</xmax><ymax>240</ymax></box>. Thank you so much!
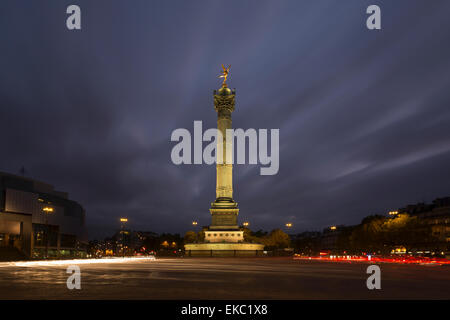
<box><xmin>213</xmin><ymin>88</ymin><xmax>235</xmax><ymax>113</ymax></box>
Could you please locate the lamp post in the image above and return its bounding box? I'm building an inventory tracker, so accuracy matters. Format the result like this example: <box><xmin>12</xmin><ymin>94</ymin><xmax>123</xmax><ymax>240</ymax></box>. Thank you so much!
<box><xmin>285</xmin><ymin>222</ymin><xmax>293</xmax><ymax>229</ymax></box>
<box><xmin>120</xmin><ymin>218</ymin><xmax>128</xmax><ymax>258</ymax></box>
<box><xmin>192</xmin><ymin>221</ymin><xmax>198</xmax><ymax>227</ymax></box>
<box><xmin>243</xmin><ymin>221</ymin><xmax>249</xmax><ymax>227</ymax></box>
<box><xmin>43</xmin><ymin>206</ymin><xmax>54</xmax><ymax>259</ymax></box>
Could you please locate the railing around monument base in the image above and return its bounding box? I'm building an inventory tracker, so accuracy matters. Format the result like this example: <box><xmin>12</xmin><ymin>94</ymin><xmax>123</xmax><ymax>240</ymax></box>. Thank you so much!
<box><xmin>186</xmin><ymin>249</ymin><xmax>264</xmax><ymax>257</ymax></box>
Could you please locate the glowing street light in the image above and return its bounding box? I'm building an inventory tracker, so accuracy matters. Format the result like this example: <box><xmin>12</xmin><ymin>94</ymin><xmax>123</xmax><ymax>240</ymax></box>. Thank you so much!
<box><xmin>330</xmin><ymin>226</ymin><xmax>337</xmax><ymax>230</ymax></box>
<box><xmin>120</xmin><ymin>218</ymin><xmax>128</xmax><ymax>258</ymax></box>
<box><xmin>285</xmin><ymin>223</ymin><xmax>293</xmax><ymax>228</ymax></box>
<box><xmin>192</xmin><ymin>221</ymin><xmax>198</xmax><ymax>226</ymax></box>
<box><xmin>243</xmin><ymin>221</ymin><xmax>249</xmax><ymax>227</ymax></box>
<box><xmin>388</xmin><ymin>211</ymin><xmax>398</xmax><ymax>216</ymax></box>
<box><xmin>42</xmin><ymin>206</ymin><xmax>54</xmax><ymax>259</ymax></box>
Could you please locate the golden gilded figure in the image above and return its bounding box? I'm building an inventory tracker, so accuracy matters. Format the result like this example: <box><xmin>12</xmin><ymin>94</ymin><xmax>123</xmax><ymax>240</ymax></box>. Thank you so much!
<box><xmin>218</xmin><ymin>64</ymin><xmax>231</xmax><ymax>87</ymax></box>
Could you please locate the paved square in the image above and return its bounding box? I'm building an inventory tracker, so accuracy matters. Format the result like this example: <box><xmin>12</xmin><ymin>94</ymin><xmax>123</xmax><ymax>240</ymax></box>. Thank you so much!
<box><xmin>0</xmin><ymin>257</ymin><xmax>449</xmax><ymax>299</ymax></box>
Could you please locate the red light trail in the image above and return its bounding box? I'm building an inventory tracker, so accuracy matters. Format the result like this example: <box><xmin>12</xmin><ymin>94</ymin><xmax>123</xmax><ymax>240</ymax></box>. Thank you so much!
<box><xmin>294</xmin><ymin>255</ymin><xmax>450</xmax><ymax>265</ymax></box>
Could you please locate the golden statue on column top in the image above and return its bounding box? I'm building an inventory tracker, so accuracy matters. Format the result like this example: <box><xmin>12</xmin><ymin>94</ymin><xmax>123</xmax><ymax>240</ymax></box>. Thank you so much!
<box><xmin>218</xmin><ymin>64</ymin><xmax>231</xmax><ymax>87</ymax></box>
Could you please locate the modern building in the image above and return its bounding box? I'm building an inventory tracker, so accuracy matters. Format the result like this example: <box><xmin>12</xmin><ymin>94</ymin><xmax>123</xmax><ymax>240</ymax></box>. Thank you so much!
<box><xmin>0</xmin><ymin>171</ymin><xmax>87</xmax><ymax>259</ymax></box>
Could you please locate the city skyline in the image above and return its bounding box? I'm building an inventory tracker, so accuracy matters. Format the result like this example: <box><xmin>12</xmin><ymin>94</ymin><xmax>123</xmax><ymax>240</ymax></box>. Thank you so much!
<box><xmin>1</xmin><ymin>1</ymin><xmax>450</xmax><ymax>239</ymax></box>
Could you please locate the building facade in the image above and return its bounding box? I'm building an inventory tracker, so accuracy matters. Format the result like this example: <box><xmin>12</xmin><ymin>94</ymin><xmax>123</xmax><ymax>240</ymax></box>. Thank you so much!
<box><xmin>399</xmin><ymin>197</ymin><xmax>450</xmax><ymax>254</ymax></box>
<box><xmin>0</xmin><ymin>171</ymin><xmax>87</xmax><ymax>259</ymax></box>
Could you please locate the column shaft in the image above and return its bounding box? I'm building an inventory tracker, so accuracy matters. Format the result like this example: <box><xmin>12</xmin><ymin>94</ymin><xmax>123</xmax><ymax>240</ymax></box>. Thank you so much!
<box><xmin>216</xmin><ymin>112</ymin><xmax>233</xmax><ymax>199</ymax></box>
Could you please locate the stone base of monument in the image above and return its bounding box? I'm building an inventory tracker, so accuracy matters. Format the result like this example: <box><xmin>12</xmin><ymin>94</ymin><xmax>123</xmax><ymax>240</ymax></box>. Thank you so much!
<box><xmin>184</xmin><ymin>242</ymin><xmax>265</xmax><ymax>257</ymax></box>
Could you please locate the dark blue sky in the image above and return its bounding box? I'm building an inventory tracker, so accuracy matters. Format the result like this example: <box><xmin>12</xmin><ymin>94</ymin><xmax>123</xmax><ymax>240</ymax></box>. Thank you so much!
<box><xmin>1</xmin><ymin>1</ymin><xmax>450</xmax><ymax>239</ymax></box>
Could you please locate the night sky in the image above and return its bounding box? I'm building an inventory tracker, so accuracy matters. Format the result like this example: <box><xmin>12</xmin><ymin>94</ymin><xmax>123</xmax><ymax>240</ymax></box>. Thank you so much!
<box><xmin>1</xmin><ymin>1</ymin><xmax>450</xmax><ymax>239</ymax></box>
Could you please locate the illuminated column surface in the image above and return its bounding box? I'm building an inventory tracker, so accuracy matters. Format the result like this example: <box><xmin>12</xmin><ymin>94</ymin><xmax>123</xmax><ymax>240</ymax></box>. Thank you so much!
<box><xmin>209</xmin><ymin>82</ymin><xmax>239</xmax><ymax>230</ymax></box>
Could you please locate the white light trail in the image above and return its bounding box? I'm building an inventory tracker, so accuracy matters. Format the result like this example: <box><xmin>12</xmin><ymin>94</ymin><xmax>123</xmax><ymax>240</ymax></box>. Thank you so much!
<box><xmin>0</xmin><ymin>256</ymin><xmax>156</xmax><ymax>268</ymax></box>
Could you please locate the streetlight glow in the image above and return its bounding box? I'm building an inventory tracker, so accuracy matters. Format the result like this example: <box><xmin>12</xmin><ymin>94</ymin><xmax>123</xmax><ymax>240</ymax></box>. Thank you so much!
<box><xmin>120</xmin><ymin>218</ymin><xmax>128</xmax><ymax>258</ymax></box>
<box><xmin>42</xmin><ymin>206</ymin><xmax>54</xmax><ymax>259</ymax></box>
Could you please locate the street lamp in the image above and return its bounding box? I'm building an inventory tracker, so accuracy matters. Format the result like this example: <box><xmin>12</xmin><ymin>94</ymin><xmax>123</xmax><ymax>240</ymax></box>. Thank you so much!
<box><xmin>43</xmin><ymin>206</ymin><xmax>54</xmax><ymax>259</ymax></box>
<box><xmin>330</xmin><ymin>226</ymin><xmax>337</xmax><ymax>230</ymax></box>
<box><xmin>285</xmin><ymin>223</ymin><xmax>293</xmax><ymax>229</ymax></box>
<box><xmin>243</xmin><ymin>221</ymin><xmax>249</xmax><ymax>227</ymax></box>
<box><xmin>120</xmin><ymin>218</ymin><xmax>128</xmax><ymax>258</ymax></box>
<box><xmin>388</xmin><ymin>211</ymin><xmax>398</xmax><ymax>216</ymax></box>
<box><xmin>192</xmin><ymin>221</ymin><xmax>198</xmax><ymax>226</ymax></box>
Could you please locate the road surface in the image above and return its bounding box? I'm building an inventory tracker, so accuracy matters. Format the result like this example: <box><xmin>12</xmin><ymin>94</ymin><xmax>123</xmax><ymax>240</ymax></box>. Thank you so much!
<box><xmin>0</xmin><ymin>257</ymin><xmax>448</xmax><ymax>299</ymax></box>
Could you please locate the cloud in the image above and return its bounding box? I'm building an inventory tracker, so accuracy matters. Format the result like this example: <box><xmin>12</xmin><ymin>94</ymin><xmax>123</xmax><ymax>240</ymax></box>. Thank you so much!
<box><xmin>1</xmin><ymin>0</ymin><xmax>450</xmax><ymax>238</ymax></box>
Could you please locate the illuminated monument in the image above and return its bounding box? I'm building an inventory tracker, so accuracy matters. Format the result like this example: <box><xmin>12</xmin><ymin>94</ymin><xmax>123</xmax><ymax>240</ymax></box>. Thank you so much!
<box><xmin>185</xmin><ymin>65</ymin><xmax>264</xmax><ymax>256</ymax></box>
